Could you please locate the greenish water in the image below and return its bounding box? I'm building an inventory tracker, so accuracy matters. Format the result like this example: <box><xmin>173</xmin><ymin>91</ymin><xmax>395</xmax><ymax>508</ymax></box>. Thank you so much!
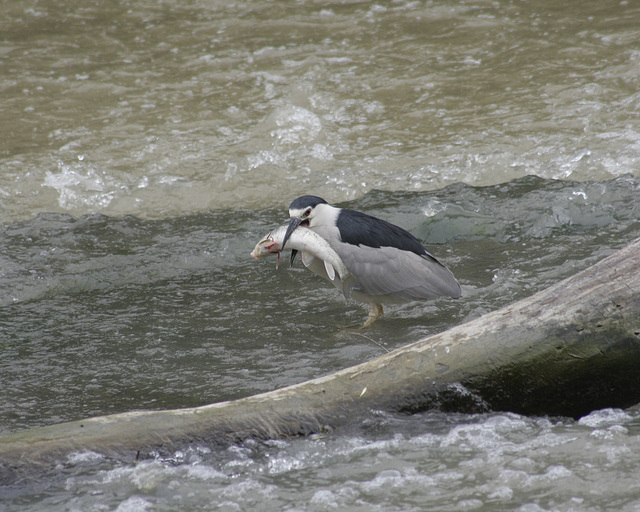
<box><xmin>2</xmin><ymin>0</ymin><xmax>640</xmax><ymax>509</ymax></box>
<box><xmin>2</xmin><ymin>176</ymin><xmax>639</xmax><ymax>437</ymax></box>
<box><xmin>2</xmin><ymin>177</ymin><xmax>640</xmax><ymax>510</ymax></box>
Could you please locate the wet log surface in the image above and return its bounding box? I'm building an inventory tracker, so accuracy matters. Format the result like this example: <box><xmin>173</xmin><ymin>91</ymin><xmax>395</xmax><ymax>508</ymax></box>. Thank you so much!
<box><xmin>2</xmin><ymin>237</ymin><xmax>639</xmax><ymax>481</ymax></box>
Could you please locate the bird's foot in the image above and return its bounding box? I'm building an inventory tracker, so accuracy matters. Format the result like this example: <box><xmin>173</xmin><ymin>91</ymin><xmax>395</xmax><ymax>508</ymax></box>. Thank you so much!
<box><xmin>335</xmin><ymin>304</ymin><xmax>384</xmax><ymax>335</ymax></box>
<box><xmin>359</xmin><ymin>303</ymin><xmax>383</xmax><ymax>329</ymax></box>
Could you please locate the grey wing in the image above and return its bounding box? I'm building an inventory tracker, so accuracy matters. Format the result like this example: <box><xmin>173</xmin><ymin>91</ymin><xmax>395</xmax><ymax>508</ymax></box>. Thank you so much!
<box><xmin>336</xmin><ymin>244</ymin><xmax>461</xmax><ymax>301</ymax></box>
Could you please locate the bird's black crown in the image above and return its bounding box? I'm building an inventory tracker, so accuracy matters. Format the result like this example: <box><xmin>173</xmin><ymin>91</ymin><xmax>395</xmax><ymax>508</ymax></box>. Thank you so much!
<box><xmin>289</xmin><ymin>195</ymin><xmax>328</xmax><ymax>210</ymax></box>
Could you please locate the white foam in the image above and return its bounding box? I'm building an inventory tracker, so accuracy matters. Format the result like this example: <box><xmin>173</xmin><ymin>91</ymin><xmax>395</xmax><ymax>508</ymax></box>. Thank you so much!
<box><xmin>43</xmin><ymin>165</ymin><xmax>120</xmax><ymax>211</ymax></box>
<box><xmin>67</xmin><ymin>450</ymin><xmax>105</xmax><ymax>464</ymax></box>
<box><xmin>310</xmin><ymin>489</ymin><xmax>339</xmax><ymax>507</ymax></box>
<box><xmin>270</xmin><ymin>105</ymin><xmax>322</xmax><ymax>144</ymax></box>
<box><xmin>113</xmin><ymin>496</ymin><xmax>153</xmax><ymax>512</ymax></box>
<box><xmin>578</xmin><ymin>408</ymin><xmax>633</xmax><ymax>428</ymax></box>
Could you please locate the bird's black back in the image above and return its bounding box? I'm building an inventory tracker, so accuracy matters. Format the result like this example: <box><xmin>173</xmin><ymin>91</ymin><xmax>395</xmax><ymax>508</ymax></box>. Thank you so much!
<box><xmin>336</xmin><ymin>209</ymin><xmax>431</xmax><ymax>258</ymax></box>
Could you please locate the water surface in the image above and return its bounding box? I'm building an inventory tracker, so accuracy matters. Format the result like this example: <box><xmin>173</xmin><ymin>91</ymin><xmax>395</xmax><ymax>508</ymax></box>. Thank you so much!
<box><xmin>2</xmin><ymin>0</ymin><xmax>639</xmax><ymax>221</ymax></box>
<box><xmin>2</xmin><ymin>0</ymin><xmax>640</xmax><ymax>510</ymax></box>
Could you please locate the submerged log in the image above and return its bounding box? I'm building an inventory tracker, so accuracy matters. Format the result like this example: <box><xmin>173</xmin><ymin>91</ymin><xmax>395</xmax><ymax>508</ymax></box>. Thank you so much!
<box><xmin>1</xmin><ymin>237</ymin><xmax>640</xmax><ymax>481</ymax></box>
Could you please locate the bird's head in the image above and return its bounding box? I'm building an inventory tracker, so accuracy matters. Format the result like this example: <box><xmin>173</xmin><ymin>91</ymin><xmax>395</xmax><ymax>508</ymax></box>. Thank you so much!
<box><xmin>282</xmin><ymin>195</ymin><xmax>328</xmax><ymax>256</ymax></box>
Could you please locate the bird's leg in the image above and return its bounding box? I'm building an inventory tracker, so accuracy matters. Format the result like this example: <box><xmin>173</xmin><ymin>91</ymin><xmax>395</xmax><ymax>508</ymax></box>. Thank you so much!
<box><xmin>360</xmin><ymin>303</ymin><xmax>383</xmax><ymax>329</ymax></box>
<box><xmin>334</xmin><ymin>303</ymin><xmax>383</xmax><ymax>334</ymax></box>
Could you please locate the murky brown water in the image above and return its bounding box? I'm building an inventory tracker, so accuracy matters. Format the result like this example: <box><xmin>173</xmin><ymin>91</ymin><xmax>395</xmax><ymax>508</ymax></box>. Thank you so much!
<box><xmin>2</xmin><ymin>0</ymin><xmax>639</xmax><ymax>223</ymax></box>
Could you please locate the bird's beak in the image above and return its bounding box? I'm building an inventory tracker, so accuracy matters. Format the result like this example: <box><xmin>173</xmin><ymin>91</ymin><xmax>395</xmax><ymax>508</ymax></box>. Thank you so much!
<box><xmin>290</xmin><ymin>249</ymin><xmax>299</xmax><ymax>267</ymax></box>
<box><xmin>282</xmin><ymin>216</ymin><xmax>302</xmax><ymax>251</ymax></box>
<box><xmin>282</xmin><ymin>217</ymin><xmax>302</xmax><ymax>268</ymax></box>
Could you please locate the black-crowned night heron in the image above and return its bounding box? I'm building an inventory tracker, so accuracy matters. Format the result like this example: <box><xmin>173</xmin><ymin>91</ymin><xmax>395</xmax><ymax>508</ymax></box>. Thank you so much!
<box><xmin>282</xmin><ymin>195</ymin><xmax>461</xmax><ymax>327</ymax></box>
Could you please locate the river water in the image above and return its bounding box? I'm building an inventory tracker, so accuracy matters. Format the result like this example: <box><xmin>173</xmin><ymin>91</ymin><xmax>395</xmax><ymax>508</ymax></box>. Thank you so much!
<box><xmin>2</xmin><ymin>0</ymin><xmax>640</xmax><ymax>510</ymax></box>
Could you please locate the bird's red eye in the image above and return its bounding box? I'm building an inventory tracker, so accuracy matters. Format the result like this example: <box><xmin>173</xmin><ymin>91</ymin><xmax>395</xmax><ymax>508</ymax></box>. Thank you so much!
<box><xmin>304</xmin><ymin>208</ymin><xmax>312</xmax><ymax>217</ymax></box>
